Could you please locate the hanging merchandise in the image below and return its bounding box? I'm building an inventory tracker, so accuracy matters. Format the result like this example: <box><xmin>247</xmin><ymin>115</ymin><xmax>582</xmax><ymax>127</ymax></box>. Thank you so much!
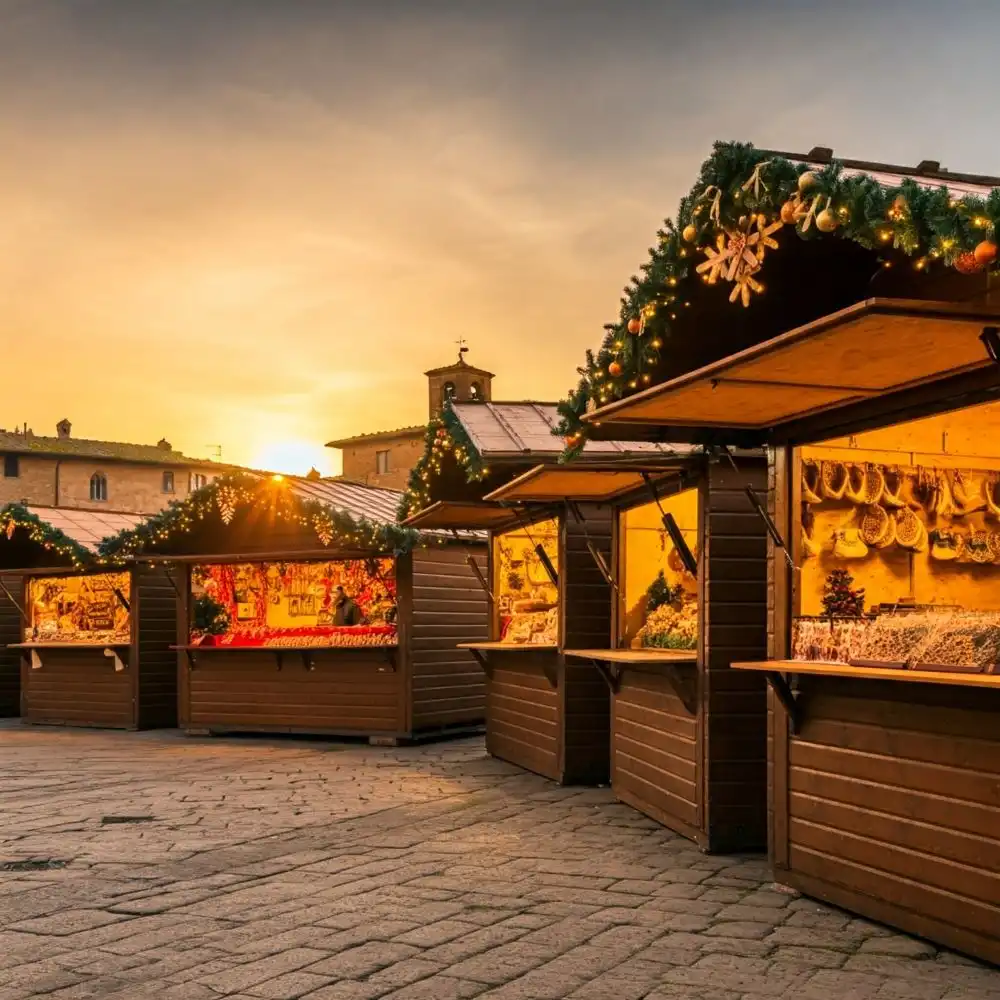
<box><xmin>801</xmin><ymin>526</ymin><xmax>821</xmax><ymax>558</ymax></box>
<box><xmin>801</xmin><ymin>460</ymin><xmax>822</xmax><ymax>503</ymax></box>
<box><xmin>882</xmin><ymin>467</ymin><xmax>907</xmax><ymax>508</ymax></box>
<box><xmin>952</xmin><ymin>470</ymin><xmax>985</xmax><ymax>514</ymax></box>
<box><xmin>845</xmin><ymin>463</ymin><xmax>868</xmax><ymax>504</ymax></box>
<box><xmin>859</xmin><ymin>504</ymin><xmax>891</xmax><ymax>547</ymax></box>
<box><xmin>895</xmin><ymin>506</ymin><xmax>927</xmax><ymax>551</ymax></box>
<box><xmin>930</xmin><ymin>530</ymin><xmax>963</xmax><ymax>561</ymax></box>
<box><xmin>821</xmin><ymin>461</ymin><xmax>848</xmax><ymax>499</ymax></box>
<box><xmin>833</xmin><ymin>528</ymin><xmax>869</xmax><ymax>559</ymax></box>
<box><xmin>861</xmin><ymin>463</ymin><xmax>885</xmax><ymax>505</ymax></box>
<box><xmin>986</xmin><ymin>475</ymin><xmax>1000</xmax><ymax>517</ymax></box>
<box><xmin>874</xmin><ymin>514</ymin><xmax>897</xmax><ymax>549</ymax></box>
<box><xmin>934</xmin><ymin>472</ymin><xmax>956</xmax><ymax>517</ymax></box>
<box><xmin>966</xmin><ymin>530</ymin><xmax>993</xmax><ymax>564</ymax></box>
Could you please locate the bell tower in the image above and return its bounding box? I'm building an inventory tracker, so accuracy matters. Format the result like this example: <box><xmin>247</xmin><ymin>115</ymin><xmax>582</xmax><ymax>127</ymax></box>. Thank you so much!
<box><xmin>424</xmin><ymin>341</ymin><xmax>495</xmax><ymax>417</ymax></box>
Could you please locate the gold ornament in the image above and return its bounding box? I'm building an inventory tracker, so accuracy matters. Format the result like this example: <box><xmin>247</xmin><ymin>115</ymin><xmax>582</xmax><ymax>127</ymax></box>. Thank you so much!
<box><xmin>815</xmin><ymin>199</ymin><xmax>839</xmax><ymax>233</ymax></box>
<box><xmin>798</xmin><ymin>171</ymin><xmax>819</xmax><ymax>193</ymax></box>
<box><xmin>216</xmin><ymin>485</ymin><xmax>237</xmax><ymax>525</ymax></box>
<box><xmin>682</xmin><ymin>223</ymin><xmax>698</xmax><ymax>243</ymax></box>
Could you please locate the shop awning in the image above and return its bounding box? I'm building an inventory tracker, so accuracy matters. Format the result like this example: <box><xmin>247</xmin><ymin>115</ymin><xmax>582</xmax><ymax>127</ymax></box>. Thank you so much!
<box><xmin>483</xmin><ymin>461</ymin><xmax>695</xmax><ymax>504</ymax></box>
<box><xmin>400</xmin><ymin>501</ymin><xmax>522</xmax><ymax>531</ymax></box>
<box><xmin>583</xmin><ymin>298</ymin><xmax>1000</xmax><ymax>439</ymax></box>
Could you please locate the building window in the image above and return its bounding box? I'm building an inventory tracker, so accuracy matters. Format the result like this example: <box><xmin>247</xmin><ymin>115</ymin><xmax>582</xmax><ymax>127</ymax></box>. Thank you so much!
<box><xmin>3</xmin><ymin>454</ymin><xmax>18</xmax><ymax>478</ymax></box>
<box><xmin>376</xmin><ymin>450</ymin><xmax>390</xmax><ymax>474</ymax></box>
<box><xmin>162</xmin><ymin>470</ymin><xmax>175</xmax><ymax>493</ymax></box>
<box><xmin>191</xmin><ymin>473</ymin><xmax>207</xmax><ymax>490</ymax></box>
<box><xmin>469</xmin><ymin>381</ymin><xmax>482</xmax><ymax>401</ymax></box>
<box><xmin>443</xmin><ymin>381</ymin><xmax>456</xmax><ymax>402</ymax></box>
<box><xmin>90</xmin><ymin>472</ymin><xmax>108</xmax><ymax>502</ymax></box>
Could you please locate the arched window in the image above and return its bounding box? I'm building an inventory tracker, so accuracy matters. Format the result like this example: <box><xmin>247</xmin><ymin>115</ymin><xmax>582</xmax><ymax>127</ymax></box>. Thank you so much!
<box><xmin>89</xmin><ymin>472</ymin><xmax>108</xmax><ymax>502</ymax></box>
<box><xmin>442</xmin><ymin>381</ymin><xmax>457</xmax><ymax>402</ymax></box>
<box><xmin>469</xmin><ymin>381</ymin><xmax>482</xmax><ymax>401</ymax></box>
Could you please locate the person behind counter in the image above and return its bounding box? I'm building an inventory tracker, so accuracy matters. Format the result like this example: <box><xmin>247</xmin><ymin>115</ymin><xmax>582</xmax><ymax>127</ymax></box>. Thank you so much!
<box><xmin>333</xmin><ymin>586</ymin><xmax>363</xmax><ymax>626</ymax></box>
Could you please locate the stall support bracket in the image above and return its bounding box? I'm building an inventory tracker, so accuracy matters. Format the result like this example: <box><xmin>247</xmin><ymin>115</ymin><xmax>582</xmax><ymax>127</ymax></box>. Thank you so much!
<box><xmin>540</xmin><ymin>661</ymin><xmax>558</xmax><ymax>689</ymax></box>
<box><xmin>183</xmin><ymin>649</ymin><xmax>196</xmax><ymax>670</ymax></box>
<box><xmin>29</xmin><ymin>649</ymin><xmax>42</xmax><ymax>671</ymax></box>
<box><xmin>664</xmin><ymin>665</ymin><xmax>697</xmax><ymax>715</ymax></box>
<box><xmin>103</xmin><ymin>648</ymin><xmax>126</xmax><ymax>673</ymax></box>
<box><xmin>586</xmin><ymin>658</ymin><xmax>620</xmax><ymax>694</ymax></box>
<box><xmin>301</xmin><ymin>651</ymin><xmax>316</xmax><ymax>672</ymax></box>
<box><xmin>378</xmin><ymin>648</ymin><xmax>397</xmax><ymax>673</ymax></box>
<box><xmin>467</xmin><ymin>648</ymin><xmax>493</xmax><ymax>678</ymax></box>
<box><xmin>766</xmin><ymin>671</ymin><xmax>803</xmax><ymax>734</ymax></box>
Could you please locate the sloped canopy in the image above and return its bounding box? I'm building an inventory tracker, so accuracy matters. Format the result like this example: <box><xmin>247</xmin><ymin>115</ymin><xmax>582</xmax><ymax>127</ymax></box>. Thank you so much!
<box><xmin>401</xmin><ymin>501</ymin><xmax>522</xmax><ymax>532</ymax></box>
<box><xmin>484</xmin><ymin>460</ymin><xmax>699</xmax><ymax>504</ymax></box>
<box><xmin>583</xmin><ymin>299</ymin><xmax>1000</xmax><ymax>443</ymax></box>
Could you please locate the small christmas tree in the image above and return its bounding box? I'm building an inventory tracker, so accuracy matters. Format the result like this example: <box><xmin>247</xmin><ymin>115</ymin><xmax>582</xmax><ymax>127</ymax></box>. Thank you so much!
<box><xmin>646</xmin><ymin>570</ymin><xmax>683</xmax><ymax>613</ymax></box>
<box><xmin>821</xmin><ymin>569</ymin><xmax>865</xmax><ymax>618</ymax></box>
<box><xmin>194</xmin><ymin>594</ymin><xmax>230</xmax><ymax>635</ymax></box>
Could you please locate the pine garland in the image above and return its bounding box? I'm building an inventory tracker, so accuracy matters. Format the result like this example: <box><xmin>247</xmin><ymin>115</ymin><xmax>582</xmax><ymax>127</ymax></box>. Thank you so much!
<box><xmin>556</xmin><ymin>140</ymin><xmax>1000</xmax><ymax>444</ymax></box>
<box><xmin>0</xmin><ymin>503</ymin><xmax>97</xmax><ymax>569</ymax></box>
<box><xmin>398</xmin><ymin>401</ymin><xmax>488</xmax><ymax>520</ymax></box>
<box><xmin>99</xmin><ymin>472</ymin><xmax>420</xmax><ymax>559</ymax></box>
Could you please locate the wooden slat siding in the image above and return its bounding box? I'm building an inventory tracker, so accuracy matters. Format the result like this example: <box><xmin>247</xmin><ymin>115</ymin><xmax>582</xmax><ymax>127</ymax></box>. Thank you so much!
<box><xmin>486</xmin><ymin>651</ymin><xmax>561</xmax><ymax>782</ymax></box>
<box><xmin>135</xmin><ymin>567</ymin><xmax>179</xmax><ymax>729</ymax></box>
<box><xmin>702</xmin><ymin>458</ymin><xmax>769</xmax><ymax>852</ymax></box>
<box><xmin>0</xmin><ymin>573</ymin><xmax>22</xmax><ymax>716</ymax></box>
<box><xmin>409</xmin><ymin>544</ymin><xmax>488</xmax><ymax>732</ymax></box>
<box><xmin>186</xmin><ymin>653</ymin><xmax>404</xmax><ymax>736</ymax></box>
<box><xmin>21</xmin><ymin>648</ymin><xmax>132</xmax><ymax>728</ymax></box>
<box><xmin>561</xmin><ymin>505</ymin><xmax>612</xmax><ymax>785</ymax></box>
<box><xmin>612</xmin><ymin>669</ymin><xmax>701</xmax><ymax>842</ymax></box>
<box><xmin>782</xmin><ymin>677</ymin><xmax>1000</xmax><ymax>965</ymax></box>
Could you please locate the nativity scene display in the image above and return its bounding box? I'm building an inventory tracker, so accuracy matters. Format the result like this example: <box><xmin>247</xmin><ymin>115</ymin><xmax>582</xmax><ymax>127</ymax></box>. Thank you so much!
<box><xmin>493</xmin><ymin>519</ymin><xmax>559</xmax><ymax>645</ymax></box>
<box><xmin>27</xmin><ymin>572</ymin><xmax>132</xmax><ymax>645</ymax></box>
<box><xmin>190</xmin><ymin>558</ymin><xmax>398</xmax><ymax>648</ymax></box>
<box><xmin>792</xmin><ymin>402</ymin><xmax>1000</xmax><ymax>674</ymax></box>
<box><xmin>620</xmin><ymin>490</ymin><xmax>699</xmax><ymax>651</ymax></box>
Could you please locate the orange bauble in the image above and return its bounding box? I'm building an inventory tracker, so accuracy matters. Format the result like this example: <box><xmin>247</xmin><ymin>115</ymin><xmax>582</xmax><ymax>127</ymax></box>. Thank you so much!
<box><xmin>955</xmin><ymin>251</ymin><xmax>985</xmax><ymax>275</ymax></box>
<box><xmin>780</xmin><ymin>200</ymin><xmax>798</xmax><ymax>225</ymax></box>
<box><xmin>627</xmin><ymin>317</ymin><xmax>642</xmax><ymax>334</ymax></box>
<box><xmin>974</xmin><ymin>240</ymin><xmax>998</xmax><ymax>266</ymax></box>
<box><xmin>608</xmin><ymin>361</ymin><xmax>623</xmax><ymax>377</ymax></box>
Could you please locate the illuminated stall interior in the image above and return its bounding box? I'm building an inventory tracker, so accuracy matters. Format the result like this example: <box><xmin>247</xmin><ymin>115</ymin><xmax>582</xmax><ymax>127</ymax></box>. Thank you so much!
<box><xmin>100</xmin><ymin>472</ymin><xmax>488</xmax><ymax>740</ymax></box>
<box><xmin>492</xmin><ymin>517</ymin><xmax>559</xmax><ymax>646</ymax></box>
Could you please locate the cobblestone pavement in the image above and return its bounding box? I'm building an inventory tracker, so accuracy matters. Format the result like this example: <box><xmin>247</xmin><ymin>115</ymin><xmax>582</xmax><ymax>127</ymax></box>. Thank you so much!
<box><xmin>1</xmin><ymin>722</ymin><xmax>998</xmax><ymax>1000</ymax></box>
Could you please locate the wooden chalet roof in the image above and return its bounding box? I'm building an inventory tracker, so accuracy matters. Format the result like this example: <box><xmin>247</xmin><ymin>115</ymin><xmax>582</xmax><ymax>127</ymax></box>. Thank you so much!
<box><xmin>287</xmin><ymin>477</ymin><xmax>403</xmax><ymax>525</ymax></box>
<box><xmin>23</xmin><ymin>507</ymin><xmax>145</xmax><ymax>553</ymax></box>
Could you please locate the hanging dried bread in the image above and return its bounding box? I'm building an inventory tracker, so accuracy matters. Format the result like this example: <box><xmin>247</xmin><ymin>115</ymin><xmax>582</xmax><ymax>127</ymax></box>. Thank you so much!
<box><xmin>859</xmin><ymin>504</ymin><xmax>891</xmax><ymax>547</ymax></box>
<box><xmin>801</xmin><ymin>460</ymin><xmax>822</xmax><ymax>504</ymax></box>
<box><xmin>881</xmin><ymin>466</ymin><xmax>907</xmax><ymax>508</ymax></box>
<box><xmin>833</xmin><ymin>528</ymin><xmax>868</xmax><ymax>559</ymax></box>
<box><xmin>985</xmin><ymin>475</ymin><xmax>1000</xmax><ymax>518</ymax></box>
<box><xmin>844</xmin><ymin>463</ymin><xmax>868</xmax><ymax>504</ymax></box>
<box><xmin>895</xmin><ymin>506</ymin><xmax>927</xmax><ymax>551</ymax></box>
<box><xmin>952</xmin><ymin>470</ymin><xmax>985</xmax><ymax>514</ymax></box>
<box><xmin>821</xmin><ymin>461</ymin><xmax>848</xmax><ymax>500</ymax></box>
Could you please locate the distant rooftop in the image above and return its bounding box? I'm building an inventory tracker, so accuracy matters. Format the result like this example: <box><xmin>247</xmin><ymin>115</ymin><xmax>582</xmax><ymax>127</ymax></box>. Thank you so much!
<box><xmin>0</xmin><ymin>419</ymin><xmax>233</xmax><ymax>468</ymax></box>
<box><xmin>326</xmin><ymin>425</ymin><xmax>424</xmax><ymax>449</ymax></box>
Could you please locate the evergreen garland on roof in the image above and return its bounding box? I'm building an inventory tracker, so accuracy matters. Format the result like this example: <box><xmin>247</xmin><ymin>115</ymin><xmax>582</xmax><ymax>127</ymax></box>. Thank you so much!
<box><xmin>556</xmin><ymin>141</ymin><xmax>1000</xmax><ymax>444</ymax></box>
<box><xmin>98</xmin><ymin>472</ymin><xmax>420</xmax><ymax>559</ymax></box>
<box><xmin>0</xmin><ymin>503</ymin><xmax>98</xmax><ymax>570</ymax></box>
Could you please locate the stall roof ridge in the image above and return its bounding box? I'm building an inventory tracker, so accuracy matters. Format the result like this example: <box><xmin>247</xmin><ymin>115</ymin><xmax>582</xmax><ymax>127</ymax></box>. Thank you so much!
<box><xmin>450</xmin><ymin>400</ymin><xmax>695</xmax><ymax>459</ymax></box>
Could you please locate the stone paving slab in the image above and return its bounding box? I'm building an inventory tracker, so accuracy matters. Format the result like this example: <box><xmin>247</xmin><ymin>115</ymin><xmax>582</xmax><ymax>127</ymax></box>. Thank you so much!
<box><xmin>1</xmin><ymin>720</ymin><xmax>998</xmax><ymax>999</ymax></box>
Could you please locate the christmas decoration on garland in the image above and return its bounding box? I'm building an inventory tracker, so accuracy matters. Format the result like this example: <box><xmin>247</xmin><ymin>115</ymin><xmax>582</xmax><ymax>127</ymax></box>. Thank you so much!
<box><xmin>556</xmin><ymin>141</ymin><xmax>1000</xmax><ymax>448</ymax></box>
<box><xmin>99</xmin><ymin>472</ymin><xmax>419</xmax><ymax>560</ymax></box>
<box><xmin>821</xmin><ymin>568</ymin><xmax>866</xmax><ymax>618</ymax></box>
<box><xmin>398</xmin><ymin>400</ymin><xmax>488</xmax><ymax>520</ymax></box>
<box><xmin>0</xmin><ymin>503</ymin><xmax>97</xmax><ymax>570</ymax></box>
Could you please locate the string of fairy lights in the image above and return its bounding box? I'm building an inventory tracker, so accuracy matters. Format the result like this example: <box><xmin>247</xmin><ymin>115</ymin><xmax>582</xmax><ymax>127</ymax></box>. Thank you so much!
<box><xmin>0</xmin><ymin>503</ymin><xmax>96</xmax><ymax>570</ymax></box>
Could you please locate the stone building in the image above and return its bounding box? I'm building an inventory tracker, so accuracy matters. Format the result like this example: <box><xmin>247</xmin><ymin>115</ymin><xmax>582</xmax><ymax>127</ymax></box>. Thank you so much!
<box><xmin>327</xmin><ymin>350</ymin><xmax>494</xmax><ymax>490</ymax></box>
<box><xmin>0</xmin><ymin>419</ymin><xmax>233</xmax><ymax>515</ymax></box>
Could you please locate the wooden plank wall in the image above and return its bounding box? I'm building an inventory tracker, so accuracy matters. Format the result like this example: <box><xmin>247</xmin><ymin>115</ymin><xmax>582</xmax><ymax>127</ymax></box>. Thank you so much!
<box><xmin>782</xmin><ymin>678</ymin><xmax>1000</xmax><ymax>965</ymax></box>
<box><xmin>486</xmin><ymin>650</ymin><xmax>561</xmax><ymax>781</ymax></box>
<box><xmin>135</xmin><ymin>567</ymin><xmax>179</xmax><ymax>730</ymax></box>
<box><xmin>561</xmin><ymin>505</ymin><xmax>612</xmax><ymax>785</ymax></box>
<box><xmin>21</xmin><ymin>649</ymin><xmax>132</xmax><ymax>727</ymax></box>
<box><xmin>410</xmin><ymin>543</ymin><xmax>488</xmax><ymax>734</ymax></box>
<box><xmin>702</xmin><ymin>458</ymin><xmax>769</xmax><ymax>852</ymax></box>
<box><xmin>185</xmin><ymin>652</ymin><xmax>404</xmax><ymax>736</ymax></box>
<box><xmin>0</xmin><ymin>573</ymin><xmax>21</xmax><ymax>716</ymax></box>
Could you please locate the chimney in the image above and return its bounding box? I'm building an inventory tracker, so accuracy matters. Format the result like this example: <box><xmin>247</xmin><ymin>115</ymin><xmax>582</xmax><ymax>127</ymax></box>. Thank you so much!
<box><xmin>157</xmin><ymin>438</ymin><xmax>172</xmax><ymax>451</ymax></box>
<box><xmin>56</xmin><ymin>419</ymin><xmax>71</xmax><ymax>439</ymax></box>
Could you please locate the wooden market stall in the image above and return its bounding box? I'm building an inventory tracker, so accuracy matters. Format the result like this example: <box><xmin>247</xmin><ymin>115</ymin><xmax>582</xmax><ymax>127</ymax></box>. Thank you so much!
<box><xmin>485</xmin><ymin>458</ymin><xmax>769</xmax><ymax>852</ymax></box>
<box><xmin>99</xmin><ymin>473</ymin><xmax>488</xmax><ymax>741</ymax></box>
<box><xmin>557</xmin><ymin>144</ymin><xmax>1000</xmax><ymax>962</ymax></box>
<box><xmin>0</xmin><ymin>503</ymin><xmax>180</xmax><ymax>729</ymax></box>
<box><xmin>399</xmin><ymin>401</ymin><xmax>680</xmax><ymax>784</ymax></box>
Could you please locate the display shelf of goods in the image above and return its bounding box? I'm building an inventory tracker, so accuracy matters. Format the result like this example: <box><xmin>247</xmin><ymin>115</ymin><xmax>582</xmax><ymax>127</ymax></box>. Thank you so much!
<box><xmin>26</xmin><ymin>572</ymin><xmax>131</xmax><ymax>645</ymax></box>
<box><xmin>909</xmin><ymin>611</ymin><xmax>1000</xmax><ymax>673</ymax></box>
<box><xmin>790</xmin><ymin>616</ymin><xmax>871</xmax><ymax>664</ymax></box>
<box><xmin>190</xmin><ymin>559</ymin><xmax>398</xmax><ymax>649</ymax></box>
<box><xmin>635</xmin><ymin>597</ymin><xmax>698</xmax><ymax>650</ymax></box>
<box><xmin>494</xmin><ymin>520</ymin><xmax>559</xmax><ymax>646</ymax></box>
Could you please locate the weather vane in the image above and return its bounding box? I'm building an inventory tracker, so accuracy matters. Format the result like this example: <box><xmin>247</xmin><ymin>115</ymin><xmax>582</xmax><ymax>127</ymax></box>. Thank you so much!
<box><xmin>456</xmin><ymin>336</ymin><xmax>469</xmax><ymax>361</ymax></box>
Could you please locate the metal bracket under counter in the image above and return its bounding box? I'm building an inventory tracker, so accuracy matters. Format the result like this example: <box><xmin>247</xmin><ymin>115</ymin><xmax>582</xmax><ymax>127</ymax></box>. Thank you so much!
<box><xmin>9</xmin><ymin>643</ymin><xmax>129</xmax><ymax>673</ymax></box>
<box><xmin>564</xmin><ymin>649</ymin><xmax>698</xmax><ymax>714</ymax></box>
<box><xmin>457</xmin><ymin>642</ymin><xmax>559</xmax><ymax>687</ymax></box>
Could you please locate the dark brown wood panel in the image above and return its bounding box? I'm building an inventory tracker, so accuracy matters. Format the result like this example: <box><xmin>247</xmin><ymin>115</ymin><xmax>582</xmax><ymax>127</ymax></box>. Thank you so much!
<box><xmin>702</xmin><ymin>458</ymin><xmax>769</xmax><ymax>852</ymax></box>
<box><xmin>410</xmin><ymin>545</ymin><xmax>487</xmax><ymax>733</ymax></box>
<box><xmin>185</xmin><ymin>653</ymin><xmax>404</xmax><ymax>736</ymax></box>
<box><xmin>612</xmin><ymin>669</ymin><xmax>700</xmax><ymax>840</ymax></box>
<box><xmin>21</xmin><ymin>649</ymin><xmax>132</xmax><ymax>728</ymax></box>
<box><xmin>486</xmin><ymin>652</ymin><xmax>560</xmax><ymax>782</ymax></box>
<box><xmin>135</xmin><ymin>567</ymin><xmax>179</xmax><ymax>729</ymax></box>
<box><xmin>779</xmin><ymin>676</ymin><xmax>1000</xmax><ymax>965</ymax></box>
<box><xmin>0</xmin><ymin>573</ymin><xmax>21</xmax><ymax>717</ymax></box>
<box><xmin>561</xmin><ymin>506</ymin><xmax>612</xmax><ymax>785</ymax></box>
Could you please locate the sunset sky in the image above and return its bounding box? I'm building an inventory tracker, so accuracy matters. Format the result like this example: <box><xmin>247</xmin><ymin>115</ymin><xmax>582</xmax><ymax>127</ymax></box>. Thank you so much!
<box><xmin>3</xmin><ymin>1</ymin><xmax>999</xmax><ymax>475</ymax></box>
